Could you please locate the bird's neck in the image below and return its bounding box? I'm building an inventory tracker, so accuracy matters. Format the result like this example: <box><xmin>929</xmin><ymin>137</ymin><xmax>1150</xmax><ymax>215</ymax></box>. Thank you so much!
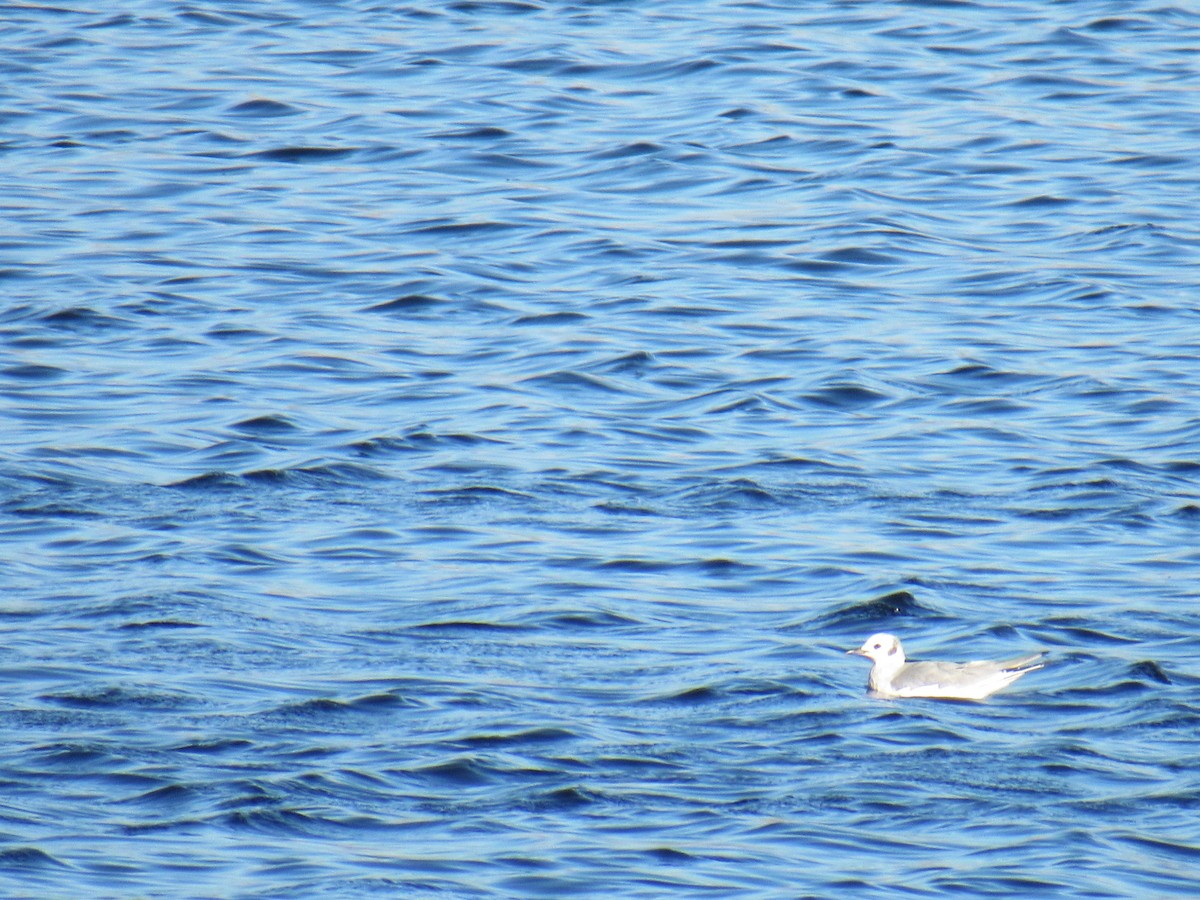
<box><xmin>873</xmin><ymin>651</ymin><xmax>906</xmax><ymax>680</ymax></box>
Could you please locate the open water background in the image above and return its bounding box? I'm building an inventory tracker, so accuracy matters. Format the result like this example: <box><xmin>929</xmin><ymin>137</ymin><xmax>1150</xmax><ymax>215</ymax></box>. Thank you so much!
<box><xmin>4</xmin><ymin>1</ymin><xmax>1200</xmax><ymax>896</ymax></box>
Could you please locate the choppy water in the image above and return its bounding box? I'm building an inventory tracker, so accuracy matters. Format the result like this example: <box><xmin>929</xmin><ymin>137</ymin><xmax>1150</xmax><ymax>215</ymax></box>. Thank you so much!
<box><xmin>4</xmin><ymin>1</ymin><xmax>1200</xmax><ymax>896</ymax></box>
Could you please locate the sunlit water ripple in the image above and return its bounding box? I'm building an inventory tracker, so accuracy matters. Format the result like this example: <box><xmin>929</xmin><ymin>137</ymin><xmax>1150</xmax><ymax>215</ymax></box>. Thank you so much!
<box><xmin>3</xmin><ymin>1</ymin><xmax>1200</xmax><ymax>896</ymax></box>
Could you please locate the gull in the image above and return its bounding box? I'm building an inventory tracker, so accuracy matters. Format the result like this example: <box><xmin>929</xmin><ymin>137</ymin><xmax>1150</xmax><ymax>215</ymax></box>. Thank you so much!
<box><xmin>848</xmin><ymin>632</ymin><xmax>1044</xmax><ymax>700</ymax></box>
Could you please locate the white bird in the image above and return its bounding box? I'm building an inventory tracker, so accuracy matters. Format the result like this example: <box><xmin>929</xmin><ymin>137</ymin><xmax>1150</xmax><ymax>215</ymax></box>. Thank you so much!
<box><xmin>848</xmin><ymin>632</ymin><xmax>1044</xmax><ymax>700</ymax></box>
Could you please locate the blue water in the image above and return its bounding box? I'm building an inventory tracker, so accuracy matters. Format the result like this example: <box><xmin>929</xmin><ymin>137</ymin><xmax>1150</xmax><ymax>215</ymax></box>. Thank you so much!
<box><xmin>3</xmin><ymin>1</ymin><xmax>1200</xmax><ymax>896</ymax></box>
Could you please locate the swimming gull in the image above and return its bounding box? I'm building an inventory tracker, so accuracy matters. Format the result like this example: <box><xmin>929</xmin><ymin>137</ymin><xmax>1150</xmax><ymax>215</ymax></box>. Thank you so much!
<box><xmin>848</xmin><ymin>632</ymin><xmax>1044</xmax><ymax>700</ymax></box>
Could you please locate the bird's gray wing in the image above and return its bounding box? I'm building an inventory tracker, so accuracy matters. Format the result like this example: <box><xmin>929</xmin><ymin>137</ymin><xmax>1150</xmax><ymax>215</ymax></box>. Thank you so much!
<box><xmin>996</xmin><ymin>652</ymin><xmax>1045</xmax><ymax>672</ymax></box>
<box><xmin>891</xmin><ymin>660</ymin><xmax>980</xmax><ymax>691</ymax></box>
<box><xmin>893</xmin><ymin>654</ymin><xmax>1044</xmax><ymax>692</ymax></box>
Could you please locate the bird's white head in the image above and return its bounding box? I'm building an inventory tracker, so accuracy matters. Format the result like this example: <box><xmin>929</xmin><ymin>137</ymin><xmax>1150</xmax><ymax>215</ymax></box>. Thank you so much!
<box><xmin>848</xmin><ymin>632</ymin><xmax>905</xmax><ymax>665</ymax></box>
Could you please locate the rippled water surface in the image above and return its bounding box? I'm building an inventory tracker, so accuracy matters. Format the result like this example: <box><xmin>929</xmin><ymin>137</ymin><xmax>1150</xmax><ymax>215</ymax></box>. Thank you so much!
<box><xmin>4</xmin><ymin>1</ymin><xmax>1200</xmax><ymax>896</ymax></box>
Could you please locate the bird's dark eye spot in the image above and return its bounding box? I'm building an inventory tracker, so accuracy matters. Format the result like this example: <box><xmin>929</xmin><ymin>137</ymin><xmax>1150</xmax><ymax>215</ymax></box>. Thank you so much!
<box><xmin>873</xmin><ymin>643</ymin><xmax>881</xmax><ymax>650</ymax></box>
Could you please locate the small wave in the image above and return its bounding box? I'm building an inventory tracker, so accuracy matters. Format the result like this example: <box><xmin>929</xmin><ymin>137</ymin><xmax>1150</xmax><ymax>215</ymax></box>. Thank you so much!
<box><xmin>409</xmin><ymin>757</ymin><xmax>499</xmax><ymax>786</ymax></box>
<box><xmin>536</xmin><ymin>610</ymin><xmax>643</xmax><ymax>630</ymax></box>
<box><xmin>810</xmin><ymin>590</ymin><xmax>939</xmax><ymax>629</ymax></box>
<box><xmin>365</xmin><ymin>293</ymin><xmax>445</xmax><ymax>314</ymax></box>
<box><xmin>167</xmin><ymin>472</ymin><xmax>244</xmax><ymax>490</ymax></box>
<box><xmin>1041</xmin><ymin>620</ymin><xmax>1142</xmax><ymax>645</ymax></box>
<box><xmin>406</xmin><ymin>219</ymin><xmax>518</xmax><ymax>237</ymax></box>
<box><xmin>116</xmin><ymin>619</ymin><xmax>203</xmax><ymax>630</ymax></box>
<box><xmin>520</xmin><ymin>370</ymin><xmax>627</xmax><ymax>395</ymax></box>
<box><xmin>226</xmin><ymin>98</ymin><xmax>300</xmax><ymax>117</ymax></box>
<box><xmin>220</xmin><ymin>807</ymin><xmax>331</xmax><ymax>836</ymax></box>
<box><xmin>1126</xmin><ymin>660</ymin><xmax>1171</xmax><ymax>684</ymax></box>
<box><xmin>512</xmin><ymin>310</ymin><xmax>589</xmax><ymax>326</ymax></box>
<box><xmin>433</xmin><ymin>125</ymin><xmax>513</xmax><ymax>140</ymax></box>
<box><xmin>674</xmin><ymin>478</ymin><xmax>780</xmax><ymax>512</ymax></box>
<box><xmin>118</xmin><ymin>782</ymin><xmax>197</xmax><ymax>808</ymax></box>
<box><xmin>39</xmin><ymin>306</ymin><xmax>124</xmax><ymax>330</ymax></box>
<box><xmin>598</xmin><ymin>558</ymin><xmax>675</xmax><ymax>573</ymax></box>
<box><xmin>411</xmin><ymin>620</ymin><xmax>528</xmax><ymax>634</ymax></box>
<box><xmin>522</xmin><ymin>785</ymin><xmax>598</xmax><ymax>812</ymax></box>
<box><xmin>232</xmin><ymin>415</ymin><xmax>299</xmax><ymax>435</ymax></box>
<box><xmin>591</xmin><ymin>141</ymin><xmax>664</xmax><ymax>160</ymax></box>
<box><xmin>251</xmin><ymin>146</ymin><xmax>357</xmax><ymax>162</ymax></box>
<box><xmin>817</xmin><ymin>247</ymin><xmax>901</xmax><ymax>266</ymax></box>
<box><xmin>641</xmin><ymin>684</ymin><xmax>722</xmax><ymax>706</ymax></box>
<box><xmin>0</xmin><ymin>847</ymin><xmax>69</xmax><ymax>869</ymax></box>
<box><xmin>43</xmin><ymin>685</ymin><xmax>198</xmax><ymax>711</ymax></box>
<box><xmin>258</xmin><ymin>692</ymin><xmax>417</xmax><ymax>728</ymax></box>
<box><xmin>803</xmin><ymin>383</ymin><xmax>890</xmax><ymax>409</ymax></box>
<box><xmin>248</xmin><ymin>463</ymin><xmax>389</xmax><ymax>485</ymax></box>
<box><xmin>1115</xmin><ymin>834</ymin><xmax>1200</xmax><ymax>864</ymax></box>
<box><xmin>455</xmin><ymin>727</ymin><xmax>577</xmax><ymax>748</ymax></box>
<box><xmin>1</xmin><ymin>363</ymin><xmax>67</xmax><ymax>380</ymax></box>
<box><xmin>419</xmin><ymin>485</ymin><xmax>534</xmax><ymax>505</ymax></box>
<box><xmin>170</xmin><ymin>738</ymin><xmax>255</xmax><ymax>755</ymax></box>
